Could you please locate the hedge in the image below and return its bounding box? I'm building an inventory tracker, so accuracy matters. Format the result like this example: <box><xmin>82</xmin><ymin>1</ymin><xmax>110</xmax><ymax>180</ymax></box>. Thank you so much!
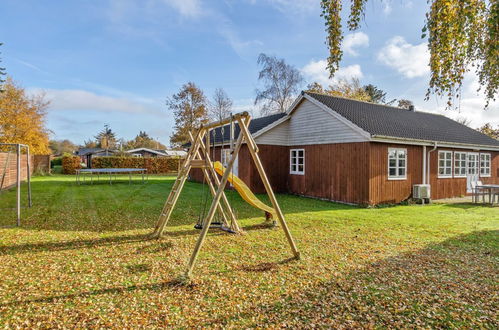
<box><xmin>92</xmin><ymin>156</ymin><xmax>181</xmax><ymax>174</ymax></box>
<box><xmin>62</xmin><ymin>156</ymin><xmax>81</xmax><ymax>174</ymax></box>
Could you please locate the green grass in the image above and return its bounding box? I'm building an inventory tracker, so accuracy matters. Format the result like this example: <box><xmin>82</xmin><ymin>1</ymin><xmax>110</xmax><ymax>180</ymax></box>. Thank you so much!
<box><xmin>0</xmin><ymin>175</ymin><xmax>497</xmax><ymax>327</ymax></box>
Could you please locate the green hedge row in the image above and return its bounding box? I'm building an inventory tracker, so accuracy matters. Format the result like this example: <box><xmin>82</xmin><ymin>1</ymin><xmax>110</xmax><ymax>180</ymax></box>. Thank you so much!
<box><xmin>92</xmin><ymin>156</ymin><xmax>181</xmax><ymax>174</ymax></box>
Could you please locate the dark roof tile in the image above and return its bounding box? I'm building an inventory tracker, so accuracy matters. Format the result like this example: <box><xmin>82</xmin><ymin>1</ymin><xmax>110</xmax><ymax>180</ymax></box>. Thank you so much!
<box><xmin>305</xmin><ymin>92</ymin><xmax>499</xmax><ymax>147</ymax></box>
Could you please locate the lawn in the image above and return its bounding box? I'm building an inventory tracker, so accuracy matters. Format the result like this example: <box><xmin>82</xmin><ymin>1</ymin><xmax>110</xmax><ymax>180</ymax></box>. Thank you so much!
<box><xmin>0</xmin><ymin>175</ymin><xmax>497</xmax><ymax>328</ymax></box>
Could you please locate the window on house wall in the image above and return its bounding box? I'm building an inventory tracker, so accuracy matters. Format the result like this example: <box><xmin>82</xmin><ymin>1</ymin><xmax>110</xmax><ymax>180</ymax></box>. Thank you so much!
<box><xmin>467</xmin><ymin>153</ymin><xmax>479</xmax><ymax>175</ymax></box>
<box><xmin>454</xmin><ymin>152</ymin><xmax>467</xmax><ymax>177</ymax></box>
<box><xmin>438</xmin><ymin>151</ymin><xmax>453</xmax><ymax>178</ymax></box>
<box><xmin>388</xmin><ymin>148</ymin><xmax>407</xmax><ymax>180</ymax></box>
<box><xmin>480</xmin><ymin>153</ymin><xmax>491</xmax><ymax>177</ymax></box>
<box><xmin>221</xmin><ymin>149</ymin><xmax>231</xmax><ymax>167</ymax></box>
<box><xmin>290</xmin><ymin>149</ymin><xmax>305</xmax><ymax>175</ymax></box>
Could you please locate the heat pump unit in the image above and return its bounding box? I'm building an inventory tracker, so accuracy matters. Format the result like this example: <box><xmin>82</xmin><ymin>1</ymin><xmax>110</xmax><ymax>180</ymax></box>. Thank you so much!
<box><xmin>413</xmin><ymin>184</ymin><xmax>431</xmax><ymax>199</ymax></box>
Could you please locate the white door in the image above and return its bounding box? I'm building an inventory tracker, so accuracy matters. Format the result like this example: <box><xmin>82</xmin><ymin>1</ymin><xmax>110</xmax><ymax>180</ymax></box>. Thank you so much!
<box><xmin>221</xmin><ymin>148</ymin><xmax>238</xmax><ymax>180</ymax></box>
<box><xmin>466</xmin><ymin>152</ymin><xmax>479</xmax><ymax>192</ymax></box>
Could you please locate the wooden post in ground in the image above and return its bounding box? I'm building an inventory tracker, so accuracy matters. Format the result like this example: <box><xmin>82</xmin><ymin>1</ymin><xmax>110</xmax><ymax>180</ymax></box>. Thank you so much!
<box><xmin>184</xmin><ymin>127</ymin><xmax>245</xmax><ymax>279</ymax></box>
<box><xmin>238</xmin><ymin>117</ymin><xmax>300</xmax><ymax>260</ymax></box>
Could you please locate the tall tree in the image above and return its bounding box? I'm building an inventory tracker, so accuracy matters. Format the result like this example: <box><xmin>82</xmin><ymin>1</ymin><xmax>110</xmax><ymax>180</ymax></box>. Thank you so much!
<box><xmin>167</xmin><ymin>82</ymin><xmax>208</xmax><ymax>147</ymax></box>
<box><xmin>0</xmin><ymin>78</ymin><xmax>50</xmax><ymax>154</ymax></box>
<box><xmin>397</xmin><ymin>99</ymin><xmax>414</xmax><ymax>110</ymax></box>
<box><xmin>320</xmin><ymin>0</ymin><xmax>498</xmax><ymax>108</ymax></box>
<box><xmin>209</xmin><ymin>88</ymin><xmax>233</xmax><ymax>122</ymax></box>
<box><xmin>363</xmin><ymin>84</ymin><xmax>388</xmax><ymax>104</ymax></box>
<box><xmin>254</xmin><ymin>53</ymin><xmax>303</xmax><ymax>115</ymax></box>
<box><xmin>94</xmin><ymin>124</ymin><xmax>117</xmax><ymax>149</ymax></box>
<box><xmin>477</xmin><ymin>123</ymin><xmax>499</xmax><ymax>140</ymax></box>
<box><xmin>0</xmin><ymin>43</ymin><xmax>5</xmax><ymax>87</ymax></box>
<box><xmin>125</xmin><ymin>131</ymin><xmax>166</xmax><ymax>149</ymax></box>
<box><xmin>49</xmin><ymin>139</ymin><xmax>78</xmax><ymax>155</ymax></box>
<box><xmin>306</xmin><ymin>79</ymin><xmax>372</xmax><ymax>102</ymax></box>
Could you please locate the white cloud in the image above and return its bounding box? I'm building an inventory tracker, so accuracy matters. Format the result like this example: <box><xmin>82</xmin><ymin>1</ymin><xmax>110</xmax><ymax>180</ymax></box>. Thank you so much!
<box><xmin>381</xmin><ymin>0</ymin><xmax>392</xmax><ymax>14</ymax></box>
<box><xmin>343</xmin><ymin>32</ymin><xmax>369</xmax><ymax>56</ymax></box>
<box><xmin>30</xmin><ymin>89</ymin><xmax>162</xmax><ymax>116</ymax></box>
<box><xmin>415</xmin><ymin>74</ymin><xmax>499</xmax><ymax>127</ymax></box>
<box><xmin>159</xmin><ymin>0</ymin><xmax>202</xmax><ymax>18</ymax></box>
<box><xmin>301</xmin><ymin>60</ymin><xmax>363</xmax><ymax>85</ymax></box>
<box><xmin>256</xmin><ymin>0</ymin><xmax>317</xmax><ymax>13</ymax></box>
<box><xmin>377</xmin><ymin>36</ymin><xmax>429</xmax><ymax>78</ymax></box>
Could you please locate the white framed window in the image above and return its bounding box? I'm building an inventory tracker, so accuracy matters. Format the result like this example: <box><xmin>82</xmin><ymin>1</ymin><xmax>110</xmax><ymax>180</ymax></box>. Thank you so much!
<box><xmin>221</xmin><ymin>149</ymin><xmax>231</xmax><ymax>167</ymax></box>
<box><xmin>480</xmin><ymin>153</ymin><xmax>491</xmax><ymax>177</ymax></box>
<box><xmin>438</xmin><ymin>150</ymin><xmax>453</xmax><ymax>178</ymax></box>
<box><xmin>454</xmin><ymin>152</ymin><xmax>467</xmax><ymax>177</ymax></box>
<box><xmin>388</xmin><ymin>148</ymin><xmax>407</xmax><ymax>180</ymax></box>
<box><xmin>290</xmin><ymin>149</ymin><xmax>305</xmax><ymax>175</ymax></box>
<box><xmin>467</xmin><ymin>152</ymin><xmax>479</xmax><ymax>175</ymax></box>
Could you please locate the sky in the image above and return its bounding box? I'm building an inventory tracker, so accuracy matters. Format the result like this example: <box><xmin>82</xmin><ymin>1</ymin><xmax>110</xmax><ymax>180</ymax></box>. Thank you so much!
<box><xmin>1</xmin><ymin>0</ymin><xmax>497</xmax><ymax>146</ymax></box>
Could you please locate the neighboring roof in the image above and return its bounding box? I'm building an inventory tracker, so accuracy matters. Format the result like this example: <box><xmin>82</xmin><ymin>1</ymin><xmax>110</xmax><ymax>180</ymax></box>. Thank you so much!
<box><xmin>76</xmin><ymin>148</ymin><xmax>106</xmax><ymax>156</ymax></box>
<box><xmin>126</xmin><ymin>148</ymin><xmax>168</xmax><ymax>156</ymax></box>
<box><xmin>303</xmin><ymin>92</ymin><xmax>499</xmax><ymax>148</ymax></box>
<box><xmin>165</xmin><ymin>150</ymin><xmax>187</xmax><ymax>157</ymax></box>
<box><xmin>210</xmin><ymin>113</ymin><xmax>287</xmax><ymax>144</ymax></box>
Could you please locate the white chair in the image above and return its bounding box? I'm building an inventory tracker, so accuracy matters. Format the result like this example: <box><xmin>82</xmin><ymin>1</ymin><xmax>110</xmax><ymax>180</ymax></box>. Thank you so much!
<box><xmin>471</xmin><ymin>181</ymin><xmax>486</xmax><ymax>203</ymax></box>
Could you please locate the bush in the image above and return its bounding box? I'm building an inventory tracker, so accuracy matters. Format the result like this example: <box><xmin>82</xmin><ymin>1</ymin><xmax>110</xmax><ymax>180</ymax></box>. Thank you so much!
<box><xmin>62</xmin><ymin>156</ymin><xmax>81</xmax><ymax>174</ymax></box>
<box><xmin>51</xmin><ymin>156</ymin><xmax>63</xmax><ymax>168</ymax></box>
<box><xmin>92</xmin><ymin>156</ymin><xmax>181</xmax><ymax>174</ymax></box>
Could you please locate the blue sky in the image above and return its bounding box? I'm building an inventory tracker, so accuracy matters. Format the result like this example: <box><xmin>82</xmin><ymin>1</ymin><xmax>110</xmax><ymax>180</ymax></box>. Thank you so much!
<box><xmin>1</xmin><ymin>0</ymin><xmax>497</xmax><ymax>146</ymax></box>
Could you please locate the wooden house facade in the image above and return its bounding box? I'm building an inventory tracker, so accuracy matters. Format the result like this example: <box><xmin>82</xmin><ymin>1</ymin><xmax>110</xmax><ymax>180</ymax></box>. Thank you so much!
<box><xmin>191</xmin><ymin>92</ymin><xmax>499</xmax><ymax>205</ymax></box>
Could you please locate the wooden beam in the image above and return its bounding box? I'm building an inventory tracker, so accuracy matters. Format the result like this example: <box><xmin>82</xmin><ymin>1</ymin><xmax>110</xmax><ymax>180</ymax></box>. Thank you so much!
<box><xmin>184</xmin><ymin>128</ymin><xmax>245</xmax><ymax>279</ymax></box>
<box><xmin>238</xmin><ymin>116</ymin><xmax>300</xmax><ymax>259</ymax></box>
<box><xmin>200</xmin><ymin>112</ymin><xmax>249</xmax><ymax>130</ymax></box>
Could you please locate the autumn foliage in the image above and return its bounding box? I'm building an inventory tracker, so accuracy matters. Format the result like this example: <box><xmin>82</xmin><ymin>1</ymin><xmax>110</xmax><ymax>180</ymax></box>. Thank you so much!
<box><xmin>92</xmin><ymin>156</ymin><xmax>181</xmax><ymax>174</ymax></box>
<box><xmin>0</xmin><ymin>78</ymin><xmax>51</xmax><ymax>154</ymax></box>
<box><xmin>62</xmin><ymin>156</ymin><xmax>81</xmax><ymax>174</ymax></box>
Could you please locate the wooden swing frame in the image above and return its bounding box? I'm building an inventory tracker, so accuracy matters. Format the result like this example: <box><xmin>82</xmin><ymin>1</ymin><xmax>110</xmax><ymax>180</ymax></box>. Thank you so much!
<box><xmin>151</xmin><ymin>112</ymin><xmax>300</xmax><ymax>279</ymax></box>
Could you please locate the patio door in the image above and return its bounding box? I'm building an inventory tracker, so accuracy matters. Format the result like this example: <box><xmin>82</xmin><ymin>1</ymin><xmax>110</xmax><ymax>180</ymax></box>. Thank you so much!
<box><xmin>466</xmin><ymin>152</ymin><xmax>479</xmax><ymax>192</ymax></box>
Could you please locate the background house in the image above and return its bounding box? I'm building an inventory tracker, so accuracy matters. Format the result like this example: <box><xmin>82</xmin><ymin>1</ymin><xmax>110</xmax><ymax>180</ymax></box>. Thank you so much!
<box><xmin>191</xmin><ymin>92</ymin><xmax>499</xmax><ymax>205</ymax></box>
<box><xmin>126</xmin><ymin>148</ymin><xmax>187</xmax><ymax>158</ymax></box>
<box><xmin>75</xmin><ymin>148</ymin><xmax>117</xmax><ymax>167</ymax></box>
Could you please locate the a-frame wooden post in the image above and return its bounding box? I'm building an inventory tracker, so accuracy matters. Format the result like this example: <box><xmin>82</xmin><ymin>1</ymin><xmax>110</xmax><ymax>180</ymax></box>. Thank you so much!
<box><xmin>184</xmin><ymin>125</ymin><xmax>245</xmax><ymax>278</ymax></box>
<box><xmin>151</xmin><ymin>130</ymin><xmax>204</xmax><ymax>238</ymax></box>
<box><xmin>183</xmin><ymin>114</ymin><xmax>300</xmax><ymax>279</ymax></box>
<box><xmin>238</xmin><ymin>117</ymin><xmax>300</xmax><ymax>259</ymax></box>
<box><xmin>151</xmin><ymin>112</ymin><xmax>300</xmax><ymax>279</ymax></box>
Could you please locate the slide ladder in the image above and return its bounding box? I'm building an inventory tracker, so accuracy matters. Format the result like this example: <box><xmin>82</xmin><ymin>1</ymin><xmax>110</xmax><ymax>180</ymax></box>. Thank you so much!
<box><xmin>213</xmin><ymin>161</ymin><xmax>275</xmax><ymax>218</ymax></box>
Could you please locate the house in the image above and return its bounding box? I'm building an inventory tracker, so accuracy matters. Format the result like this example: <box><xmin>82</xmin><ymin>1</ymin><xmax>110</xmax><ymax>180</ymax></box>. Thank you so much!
<box><xmin>126</xmin><ymin>148</ymin><xmax>187</xmax><ymax>158</ymax></box>
<box><xmin>75</xmin><ymin>148</ymin><xmax>117</xmax><ymax>167</ymax></box>
<box><xmin>191</xmin><ymin>91</ymin><xmax>499</xmax><ymax>205</ymax></box>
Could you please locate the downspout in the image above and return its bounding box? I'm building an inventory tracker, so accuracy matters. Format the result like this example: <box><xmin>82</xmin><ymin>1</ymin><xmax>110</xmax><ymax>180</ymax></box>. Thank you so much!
<box><xmin>422</xmin><ymin>145</ymin><xmax>426</xmax><ymax>184</ymax></box>
<box><xmin>427</xmin><ymin>142</ymin><xmax>438</xmax><ymax>185</ymax></box>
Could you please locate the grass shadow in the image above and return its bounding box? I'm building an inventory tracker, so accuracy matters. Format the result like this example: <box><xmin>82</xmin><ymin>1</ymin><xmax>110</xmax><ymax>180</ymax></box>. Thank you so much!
<box><xmin>238</xmin><ymin>229</ymin><xmax>498</xmax><ymax>328</ymax></box>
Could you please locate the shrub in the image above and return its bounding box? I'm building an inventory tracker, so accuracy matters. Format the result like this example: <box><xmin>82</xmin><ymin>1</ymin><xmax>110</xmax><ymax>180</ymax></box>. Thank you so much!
<box><xmin>62</xmin><ymin>156</ymin><xmax>81</xmax><ymax>174</ymax></box>
<box><xmin>51</xmin><ymin>156</ymin><xmax>63</xmax><ymax>168</ymax></box>
<box><xmin>92</xmin><ymin>156</ymin><xmax>181</xmax><ymax>174</ymax></box>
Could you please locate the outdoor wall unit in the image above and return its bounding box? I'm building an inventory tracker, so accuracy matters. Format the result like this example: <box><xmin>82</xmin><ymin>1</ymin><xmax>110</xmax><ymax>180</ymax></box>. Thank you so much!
<box><xmin>413</xmin><ymin>184</ymin><xmax>431</xmax><ymax>200</ymax></box>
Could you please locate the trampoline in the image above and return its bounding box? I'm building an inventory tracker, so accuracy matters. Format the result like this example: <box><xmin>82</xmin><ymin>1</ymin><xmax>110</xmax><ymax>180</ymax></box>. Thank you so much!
<box><xmin>76</xmin><ymin>168</ymin><xmax>147</xmax><ymax>185</ymax></box>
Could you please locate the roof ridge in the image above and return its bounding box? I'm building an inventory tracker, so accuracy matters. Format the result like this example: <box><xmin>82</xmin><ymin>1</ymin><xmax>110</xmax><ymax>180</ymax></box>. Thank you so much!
<box><xmin>304</xmin><ymin>90</ymin><xmax>446</xmax><ymax>117</ymax></box>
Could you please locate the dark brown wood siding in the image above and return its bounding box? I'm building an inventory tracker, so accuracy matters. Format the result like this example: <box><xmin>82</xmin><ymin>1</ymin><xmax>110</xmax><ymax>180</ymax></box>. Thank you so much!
<box><xmin>188</xmin><ymin>141</ymin><xmax>499</xmax><ymax>205</ymax></box>
<box><xmin>368</xmin><ymin>143</ymin><xmax>499</xmax><ymax>204</ymax></box>
<box><xmin>287</xmin><ymin>143</ymin><xmax>370</xmax><ymax>204</ymax></box>
<box><xmin>368</xmin><ymin>143</ymin><xmax>423</xmax><ymax>204</ymax></box>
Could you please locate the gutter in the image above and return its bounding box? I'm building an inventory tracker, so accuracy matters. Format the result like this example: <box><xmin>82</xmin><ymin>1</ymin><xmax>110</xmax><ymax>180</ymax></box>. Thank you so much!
<box><xmin>372</xmin><ymin>135</ymin><xmax>499</xmax><ymax>151</ymax></box>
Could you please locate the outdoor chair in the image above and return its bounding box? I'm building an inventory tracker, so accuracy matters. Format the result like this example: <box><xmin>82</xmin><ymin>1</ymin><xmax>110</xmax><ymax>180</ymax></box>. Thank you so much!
<box><xmin>471</xmin><ymin>181</ymin><xmax>486</xmax><ymax>203</ymax></box>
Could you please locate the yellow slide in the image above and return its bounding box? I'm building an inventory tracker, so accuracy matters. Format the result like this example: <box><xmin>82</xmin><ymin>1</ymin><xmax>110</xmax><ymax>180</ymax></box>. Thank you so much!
<box><xmin>213</xmin><ymin>161</ymin><xmax>275</xmax><ymax>218</ymax></box>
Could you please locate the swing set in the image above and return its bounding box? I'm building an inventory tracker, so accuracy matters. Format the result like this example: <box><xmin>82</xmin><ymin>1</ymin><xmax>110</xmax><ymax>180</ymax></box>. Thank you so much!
<box><xmin>151</xmin><ymin>112</ymin><xmax>300</xmax><ymax>279</ymax></box>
